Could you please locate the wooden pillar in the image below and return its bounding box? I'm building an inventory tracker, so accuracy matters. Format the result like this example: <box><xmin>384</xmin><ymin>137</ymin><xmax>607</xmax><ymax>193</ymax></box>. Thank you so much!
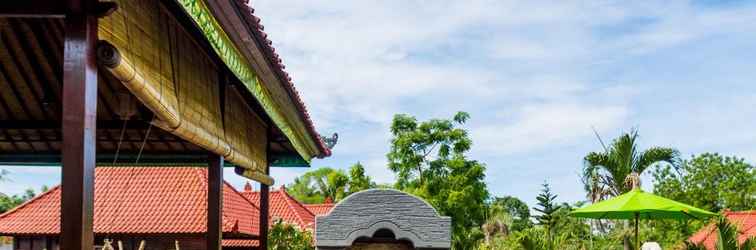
<box><xmin>259</xmin><ymin>128</ymin><xmax>272</xmax><ymax>249</ymax></box>
<box><xmin>259</xmin><ymin>180</ymin><xmax>270</xmax><ymax>249</ymax></box>
<box><xmin>207</xmin><ymin>154</ymin><xmax>224</xmax><ymax>250</ymax></box>
<box><xmin>60</xmin><ymin>0</ymin><xmax>98</xmax><ymax>249</ymax></box>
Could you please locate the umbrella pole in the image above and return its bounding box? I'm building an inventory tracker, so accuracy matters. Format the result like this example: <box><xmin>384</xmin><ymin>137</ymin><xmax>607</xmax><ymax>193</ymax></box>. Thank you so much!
<box><xmin>635</xmin><ymin>213</ymin><xmax>639</xmax><ymax>250</ymax></box>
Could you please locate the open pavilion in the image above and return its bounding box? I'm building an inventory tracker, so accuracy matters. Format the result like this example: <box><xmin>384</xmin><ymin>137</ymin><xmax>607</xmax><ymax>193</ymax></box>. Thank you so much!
<box><xmin>0</xmin><ymin>0</ymin><xmax>332</xmax><ymax>249</ymax></box>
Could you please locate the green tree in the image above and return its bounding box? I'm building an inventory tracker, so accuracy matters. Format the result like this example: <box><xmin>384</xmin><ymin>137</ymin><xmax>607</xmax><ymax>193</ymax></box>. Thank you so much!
<box><xmin>533</xmin><ymin>182</ymin><xmax>562</xmax><ymax>250</ymax></box>
<box><xmin>493</xmin><ymin>196</ymin><xmax>533</xmax><ymax>232</ymax></box>
<box><xmin>347</xmin><ymin>162</ymin><xmax>374</xmax><ymax>194</ymax></box>
<box><xmin>583</xmin><ymin>129</ymin><xmax>678</xmax><ymax>200</ymax></box>
<box><xmin>288</xmin><ymin>167</ymin><xmax>349</xmax><ymax>203</ymax></box>
<box><xmin>0</xmin><ymin>188</ymin><xmax>37</xmax><ymax>213</ymax></box>
<box><xmin>288</xmin><ymin>164</ymin><xmax>376</xmax><ymax>204</ymax></box>
<box><xmin>388</xmin><ymin>111</ymin><xmax>472</xmax><ymax>188</ymax></box>
<box><xmin>268</xmin><ymin>220</ymin><xmax>314</xmax><ymax>250</ymax></box>
<box><xmin>387</xmin><ymin>111</ymin><xmax>488</xmax><ymax>249</ymax></box>
<box><xmin>481</xmin><ymin>203</ymin><xmax>513</xmax><ymax>245</ymax></box>
<box><xmin>583</xmin><ymin>130</ymin><xmax>678</xmax><ymax>250</ymax></box>
<box><xmin>653</xmin><ymin>153</ymin><xmax>755</xmax><ymax>212</ymax></box>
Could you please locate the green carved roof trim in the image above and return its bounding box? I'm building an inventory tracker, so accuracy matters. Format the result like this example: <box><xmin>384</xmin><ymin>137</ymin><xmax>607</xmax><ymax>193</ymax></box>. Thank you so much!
<box><xmin>177</xmin><ymin>0</ymin><xmax>315</xmax><ymax>162</ymax></box>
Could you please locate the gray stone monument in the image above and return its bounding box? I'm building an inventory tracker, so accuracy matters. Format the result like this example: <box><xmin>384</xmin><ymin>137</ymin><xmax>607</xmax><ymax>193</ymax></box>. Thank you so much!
<box><xmin>315</xmin><ymin>189</ymin><xmax>451</xmax><ymax>250</ymax></box>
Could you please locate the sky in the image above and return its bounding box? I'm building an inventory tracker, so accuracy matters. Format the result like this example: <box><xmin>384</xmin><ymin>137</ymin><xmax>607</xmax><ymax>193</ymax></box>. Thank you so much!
<box><xmin>2</xmin><ymin>0</ymin><xmax>756</xmax><ymax>207</ymax></box>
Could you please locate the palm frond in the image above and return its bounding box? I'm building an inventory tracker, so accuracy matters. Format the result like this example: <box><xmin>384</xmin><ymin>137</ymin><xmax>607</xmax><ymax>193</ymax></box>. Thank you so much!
<box><xmin>635</xmin><ymin>147</ymin><xmax>679</xmax><ymax>174</ymax></box>
<box><xmin>609</xmin><ymin>130</ymin><xmax>638</xmax><ymax>182</ymax></box>
<box><xmin>715</xmin><ymin>216</ymin><xmax>740</xmax><ymax>250</ymax></box>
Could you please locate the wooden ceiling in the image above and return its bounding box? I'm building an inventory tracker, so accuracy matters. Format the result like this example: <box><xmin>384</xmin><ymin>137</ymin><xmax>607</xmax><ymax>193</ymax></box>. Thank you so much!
<box><xmin>0</xmin><ymin>17</ymin><xmax>244</xmax><ymax>164</ymax></box>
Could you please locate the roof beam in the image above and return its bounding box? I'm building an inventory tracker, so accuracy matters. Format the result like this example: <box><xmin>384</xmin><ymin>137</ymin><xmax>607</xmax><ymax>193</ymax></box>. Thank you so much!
<box><xmin>0</xmin><ymin>1</ymin><xmax>116</xmax><ymax>18</ymax></box>
<box><xmin>0</xmin><ymin>1</ymin><xmax>67</xmax><ymax>18</ymax></box>
<box><xmin>0</xmin><ymin>120</ymin><xmax>153</xmax><ymax>130</ymax></box>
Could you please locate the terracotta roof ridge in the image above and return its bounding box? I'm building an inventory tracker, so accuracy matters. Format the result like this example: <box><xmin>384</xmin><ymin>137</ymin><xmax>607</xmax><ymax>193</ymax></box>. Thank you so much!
<box><xmin>0</xmin><ymin>185</ymin><xmax>60</xmax><ymax>219</ymax></box>
<box><xmin>278</xmin><ymin>188</ymin><xmax>315</xmax><ymax>226</ymax></box>
<box><xmin>192</xmin><ymin>168</ymin><xmax>236</xmax><ymax>229</ymax></box>
<box><xmin>226</xmin><ymin>180</ymin><xmax>259</xmax><ymax>210</ymax></box>
<box><xmin>724</xmin><ymin>210</ymin><xmax>756</xmax><ymax>215</ymax></box>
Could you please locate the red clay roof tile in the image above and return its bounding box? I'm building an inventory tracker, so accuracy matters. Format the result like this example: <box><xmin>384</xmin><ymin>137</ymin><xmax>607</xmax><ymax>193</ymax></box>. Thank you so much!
<box><xmin>304</xmin><ymin>204</ymin><xmax>335</xmax><ymax>217</ymax></box>
<box><xmin>232</xmin><ymin>0</ymin><xmax>332</xmax><ymax>157</ymax></box>
<box><xmin>0</xmin><ymin>167</ymin><xmax>259</xmax><ymax>237</ymax></box>
<box><xmin>241</xmin><ymin>185</ymin><xmax>315</xmax><ymax>229</ymax></box>
<box><xmin>688</xmin><ymin>210</ymin><xmax>756</xmax><ymax>249</ymax></box>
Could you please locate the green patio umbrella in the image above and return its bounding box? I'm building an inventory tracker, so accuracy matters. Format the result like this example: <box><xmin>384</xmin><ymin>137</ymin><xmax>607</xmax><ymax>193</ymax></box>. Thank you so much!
<box><xmin>570</xmin><ymin>188</ymin><xmax>716</xmax><ymax>250</ymax></box>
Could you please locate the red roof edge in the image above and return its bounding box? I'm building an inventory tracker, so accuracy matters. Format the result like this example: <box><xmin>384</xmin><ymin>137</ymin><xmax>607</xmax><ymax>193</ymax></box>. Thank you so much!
<box><xmin>232</xmin><ymin>0</ymin><xmax>332</xmax><ymax>158</ymax></box>
<box><xmin>278</xmin><ymin>186</ymin><xmax>315</xmax><ymax>227</ymax></box>
<box><xmin>0</xmin><ymin>186</ymin><xmax>60</xmax><ymax>220</ymax></box>
<box><xmin>231</xmin><ymin>181</ymin><xmax>260</xmax><ymax>211</ymax></box>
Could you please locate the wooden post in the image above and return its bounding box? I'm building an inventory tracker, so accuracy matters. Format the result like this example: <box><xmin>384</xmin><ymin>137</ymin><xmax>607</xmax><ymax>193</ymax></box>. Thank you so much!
<box><xmin>207</xmin><ymin>154</ymin><xmax>224</xmax><ymax>250</ymax></box>
<box><xmin>635</xmin><ymin>213</ymin><xmax>640</xmax><ymax>250</ymax></box>
<box><xmin>259</xmin><ymin>128</ymin><xmax>272</xmax><ymax>249</ymax></box>
<box><xmin>260</xmin><ymin>180</ymin><xmax>270</xmax><ymax>249</ymax></box>
<box><xmin>60</xmin><ymin>0</ymin><xmax>98</xmax><ymax>249</ymax></box>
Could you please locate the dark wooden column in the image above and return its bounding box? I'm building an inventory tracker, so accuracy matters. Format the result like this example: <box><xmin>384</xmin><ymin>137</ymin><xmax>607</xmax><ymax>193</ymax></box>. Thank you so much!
<box><xmin>259</xmin><ymin>177</ymin><xmax>270</xmax><ymax>249</ymax></box>
<box><xmin>207</xmin><ymin>154</ymin><xmax>224</xmax><ymax>250</ymax></box>
<box><xmin>60</xmin><ymin>0</ymin><xmax>98</xmax><ymax>249</ymax></box>
<box><xmin>259</xmin><ymin>128</ymin><xmax>272</xmax><ymax>249</ymax></box>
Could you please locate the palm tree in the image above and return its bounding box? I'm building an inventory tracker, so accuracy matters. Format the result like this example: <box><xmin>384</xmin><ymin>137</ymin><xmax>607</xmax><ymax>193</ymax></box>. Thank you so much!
<box><xmin>481</xmin><ymin>203</ymin><xmax>512</xmax><ymax>245</ymax></box>
<box><xmin>583</xmin><ymin>129</ymin><xmax>678</xmax><ymax>250</ymax></box>
<box><xmin>582</xmin><ymin>129</ymin><xmax>678</xmax><ymax>200</ymax></box>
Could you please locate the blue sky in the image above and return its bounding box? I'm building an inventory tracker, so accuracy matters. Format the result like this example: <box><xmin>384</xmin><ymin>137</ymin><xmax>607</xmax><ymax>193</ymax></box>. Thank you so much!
<box><xmin>2</xmin><ymin>0</ymin><xmax>756</xmax><ymax>207</ymax></box>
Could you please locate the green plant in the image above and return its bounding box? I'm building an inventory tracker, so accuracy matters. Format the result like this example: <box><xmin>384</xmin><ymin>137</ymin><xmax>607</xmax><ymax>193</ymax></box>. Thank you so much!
<box><xmin>684</xmin><ymin>216</ymin><xmax>755</xmax><ymax>250</ymax></box>
<box><xmin>583</xmin><ymin>129</ymin><xmax>678</xmax><ymax>199</ymax></box>
<box><xmin>533</xmin><ymin>182</ymin><xmax>562</xmax><ymax>250</ymax></box>
<box><xmin>582</xmin><ymin>129</ymin><xmax>678</xmax><ymax>250</ymax></box>
<box><xmin>494</xmin><ymin>196</ymin><xmax>533</xmax><ymax>232</ymax></box>
<box><xmin>653</xmin><ymin>153</ymin><xmax>755</xmax><ymax>213</ymax></box>
<box><xmin>387</xmin><ymin>111</ymin><xmax>488</xmax><ymax>249</ymax></box>
<box><xmin>268</xmin><ymin>220</ymin><xmax>314</xmax><ymax>250</ymax></box>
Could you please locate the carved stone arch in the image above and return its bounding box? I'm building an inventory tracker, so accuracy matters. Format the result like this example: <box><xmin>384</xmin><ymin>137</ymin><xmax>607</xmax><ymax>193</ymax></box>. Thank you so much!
<box><xmin>315</xmin><ymin>189</ymin><xmax>451</xmax><ymax>250</ymax></box>
<box><xmin>343</xmin><ymin>221</ymin><xmax>423</xmax><ymax>246</ymax></box>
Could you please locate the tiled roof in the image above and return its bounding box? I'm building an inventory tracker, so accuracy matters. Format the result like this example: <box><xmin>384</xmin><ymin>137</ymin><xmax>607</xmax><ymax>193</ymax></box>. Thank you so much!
<box><xmin>304</xmin><ymin>203</ymin><xmax>335</xmax><ymax>217</ymax></box>
<box><xmin>0</xmin><ymin>167</ymin><xmax>259</xmax><ymax>237</ymax></box>
<box><xmin>232</xmin><ymin>0</ymin><xmax>331</xmax><ymax>157</ymax></box>
<box><xmin>241</xmin><ymin>184</ymin><xmax>315</xmax><ymax>229</ymax></box>
<box><xmin>688</xmin><ymin>210</ymin><xmax>756</xmax><ymax>249</ymax></box>
<box><xmin>222</xmin><ymin>239</ymin><xmax>259</xmax><ymax>248</ymax></box>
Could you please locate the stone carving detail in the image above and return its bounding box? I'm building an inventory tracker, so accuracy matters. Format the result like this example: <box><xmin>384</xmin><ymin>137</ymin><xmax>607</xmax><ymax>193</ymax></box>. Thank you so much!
<box><xmin>315</xmin><ymin>189</ymin><xmax>451</xmax><ymax>250</ymax></box>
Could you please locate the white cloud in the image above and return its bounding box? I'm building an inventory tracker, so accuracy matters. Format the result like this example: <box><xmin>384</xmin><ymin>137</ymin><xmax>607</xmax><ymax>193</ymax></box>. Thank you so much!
<box><xmin>472</xmin><ymin>101</ymin><xmax>627</xmax><ymax>155</ymax></box>
<box><xmin>247</xmin><ymin>0</ymin><xmax>756</xmax><ymax>205</ymax></box>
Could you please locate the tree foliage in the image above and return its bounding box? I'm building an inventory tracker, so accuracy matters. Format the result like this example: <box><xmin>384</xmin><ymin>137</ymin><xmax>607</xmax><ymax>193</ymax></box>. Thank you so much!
<box><xmin>533</xmin><ymin>183</ymin><xmax>561</xmax><ymax>229</ymax></box>
<box><xmin>288</xmin><ymin>163</ymin><xmax>376</xmax><ymax>204</ymax></box>
<box><xmin>268</xmin><ymin>220</ymin><xmax>314</xmax><ymax>250</ymax></box>
<box><xmin>493</xmin><ymin>196</ymin><xmax>532</xmax><ymax>232</ymax></box>
<box><xmin>532</xmin><ymin>182</ymin><xmax>563</xmax><ymax>250</ymax></box>
<box><xmin>583</xmin><ymin>129</ymin><xmax>679</xmax><ymax>200</ymax></box>
<box><xmin>0</xmin><ymin>188</ymin><xmax>39</xmax><ymax>213</ymax></box>
<box><xmin>347</xmin><ymin>162</ymin><xmax>374</xmax><ymax>194</ymax></box>
<box><xmin>653</xmin><ymin>153</ymin><xmax>755</xmax><ymax>213</ymax></box>
<box><xmin>0</xmin><ymin>169</ymin><xmax>7</xmax><ymax>182</ymax></box>
<box><xmin>387</xmin><ymin>111</ymin><xmax>488</xmax><ymax>249</ymax></box>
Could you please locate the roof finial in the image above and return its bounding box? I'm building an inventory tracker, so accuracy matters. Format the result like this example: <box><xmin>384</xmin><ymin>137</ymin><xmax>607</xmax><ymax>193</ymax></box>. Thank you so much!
<box><xmin>244</xmin><ymin>182</ymin><xmax>253</xmax><ymax>192</ymax></box>
<box><xmin>324</xmin><ymin>197</ymin><xmax>333</xmax><ymax>204</ymax></box>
